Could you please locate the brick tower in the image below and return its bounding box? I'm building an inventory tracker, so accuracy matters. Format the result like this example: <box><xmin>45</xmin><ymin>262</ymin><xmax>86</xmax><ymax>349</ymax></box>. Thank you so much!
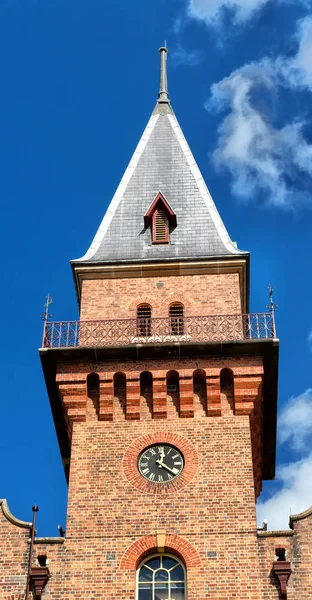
<box><xmin>8</xmin><ymin>46</ymin><xmax>285</xmax><ymax>599</ymax></box>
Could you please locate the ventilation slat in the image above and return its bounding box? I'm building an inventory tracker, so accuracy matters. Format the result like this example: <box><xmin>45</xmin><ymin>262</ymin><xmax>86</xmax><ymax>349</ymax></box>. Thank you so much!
<box><xmin>153</xmin><ymin>208</ymin><xmax>169</xmax><ymax>243</ymax></box>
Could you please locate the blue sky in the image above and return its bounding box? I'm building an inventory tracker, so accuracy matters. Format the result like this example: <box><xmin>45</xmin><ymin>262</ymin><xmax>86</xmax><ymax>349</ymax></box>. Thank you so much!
<box><xmin>1</xmin><ymin>0</ymin><xmax>312</xmax><ymax>535</ymax></box>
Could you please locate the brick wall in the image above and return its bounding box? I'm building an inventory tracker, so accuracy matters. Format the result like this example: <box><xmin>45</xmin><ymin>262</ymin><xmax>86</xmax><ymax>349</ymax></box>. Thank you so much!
<box><xmin>80</xmin><ymin>272</ymin><xmax>242</xmax><ymax>320</ymax></box>
<box><xmin>63</xmin><ymin>412</ymin><xmax>261</xmax><ymax>599</ymax></box>
<box><xmin>3</xmin><ymin>497</ymin><xmax>312</xmax><ymax>599</ymax></box>
<box><xmin>258</xmin><ymin>511</ymin><xmax>312</xmax><ymax>600</ymax></box>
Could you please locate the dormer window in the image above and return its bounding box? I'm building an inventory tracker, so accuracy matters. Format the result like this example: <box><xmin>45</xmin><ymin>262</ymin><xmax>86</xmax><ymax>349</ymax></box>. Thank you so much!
<box><xmin>144</xmin><ymin>191</ymin><xmax>177</xmax><ymax>245</ymax></box>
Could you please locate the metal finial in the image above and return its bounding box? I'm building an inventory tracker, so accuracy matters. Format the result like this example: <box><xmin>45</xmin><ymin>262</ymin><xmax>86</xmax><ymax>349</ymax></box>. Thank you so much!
<box><xmin>266</xmin><ymin>285</ymin><xmax>278</xmax><ymax>313</ymax></box>
<box><xmin>158</xmin><ymin>46</ymin><xmax>169</xmax><ymax>103</ymax></box>
<box><xmin>41</xmin><ymin>294</ymin><xmax>53</xmax><ymax>322</ymax></box>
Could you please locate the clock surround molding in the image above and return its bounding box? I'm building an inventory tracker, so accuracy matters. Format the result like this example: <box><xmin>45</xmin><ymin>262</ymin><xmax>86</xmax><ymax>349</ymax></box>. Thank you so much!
<box><xmin>123</xmin><ymin>431</ymin><xmax>198</xmax><ymax>494</ymax></box>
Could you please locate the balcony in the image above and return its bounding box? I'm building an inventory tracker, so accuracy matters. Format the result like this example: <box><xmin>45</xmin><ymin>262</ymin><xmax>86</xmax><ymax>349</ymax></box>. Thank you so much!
<box><xmin>42</xmin><ymin>312</ymin><xmax>276</xmax><ymax>349</ymax></box>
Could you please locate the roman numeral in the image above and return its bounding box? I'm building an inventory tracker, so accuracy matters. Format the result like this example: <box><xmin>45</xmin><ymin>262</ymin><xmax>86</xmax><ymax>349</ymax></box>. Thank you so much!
<box><xmin>142</xmin><ymin>468</ymin><xmax>149</xmax><ymax>474</ymax></box>
<box><xmin>174</xmin><ymin>461</ymin><xmax>182</xmax><ymax>466</ymax></box>
<box><xmin>149</xmin><ymin>473</ymin><xmax>155</xmax><ymax>481</ymax></box>
<box><xmin>172</xmin><ymin>467</ymin><xmax>179</xmax><ymax>475</ymax></box>
<box><xmin>172</xmin><ymin>453</ymin><xmax>179</xmax><ymax>459</ymax></box>
<box><xmin>158</xmin><ymin>475</ymin><xmax>164</xmax><ymax>482</ymax></box>
<box><xmin>149</xmin><ymin>448</ymin><xmax>156</xmax><ymax>455</ymax></box>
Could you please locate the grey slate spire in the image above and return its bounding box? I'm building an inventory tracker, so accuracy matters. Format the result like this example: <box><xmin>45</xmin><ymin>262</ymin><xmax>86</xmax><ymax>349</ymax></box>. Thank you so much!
<box><xmin>73</xmin><ymin>48</ymin><xmax>246</xmax><ymax>264</ymax></box>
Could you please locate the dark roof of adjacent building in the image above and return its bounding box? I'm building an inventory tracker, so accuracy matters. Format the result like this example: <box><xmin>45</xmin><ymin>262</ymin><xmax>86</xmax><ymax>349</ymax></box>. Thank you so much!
<box><xmin>72</xmin><ymin>48</ymin><xmax>247</xmax><ymax>265</ymax></box>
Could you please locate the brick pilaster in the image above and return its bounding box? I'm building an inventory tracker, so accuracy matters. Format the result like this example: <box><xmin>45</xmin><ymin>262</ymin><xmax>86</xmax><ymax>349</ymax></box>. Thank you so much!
<box><xmin>179</xmin><ymin>370</ymin><xmax>194</xmax><ymax>418</ymax></box>
<box><xmin>126</xmin><ymin>373</ymin><xmax>140</xmax><ymax>420</ymax></box>
<box><xmin>99</xmin><ymin>374</ymin><xmax>114</xmax><ymax>421</ymax></box>
<box><xmin>152</xmin><ymin>372</ymin><xmax>167</xmax><ymax>419</ymax></box>
<box><xmin>234</xmin><ymin>375</ymin><xmax>263</xmax><ymax>415</ymax></box>
<box><xmin>206</xmin><ymin>375</ymin><xmax>221</xmax><ymax>417</ymax></box>
<box><xmin>57</xmin><ymin>381</ymin><xmax>87</xmax><ymax>432</ymax></box>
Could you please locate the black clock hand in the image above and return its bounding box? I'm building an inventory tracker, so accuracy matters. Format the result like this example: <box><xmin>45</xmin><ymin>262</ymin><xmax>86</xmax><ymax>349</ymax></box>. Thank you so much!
<box><xmin>156</xmin><ymin>459</ymin><xmax>178</xmax><ymax>475</ymax></box>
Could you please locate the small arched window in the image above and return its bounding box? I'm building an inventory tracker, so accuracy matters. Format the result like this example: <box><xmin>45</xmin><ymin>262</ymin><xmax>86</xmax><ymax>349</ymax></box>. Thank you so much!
<box><xmin>169</xmin><ymin>303</ymin><xmax>184</xmax><ymax>335</ymax></box>
<box><xmin>137</xmin><ymin>554</ymin><xmax>186</xmax><ymax>600</ymax></box>
<box><xmin>137</xmin><ymin>304</ymin><xmax>152</xmax><ymax>337</ymax></box>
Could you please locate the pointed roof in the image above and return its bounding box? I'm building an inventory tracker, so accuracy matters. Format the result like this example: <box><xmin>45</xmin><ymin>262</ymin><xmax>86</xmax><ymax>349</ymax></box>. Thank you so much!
<box><xmin>72</xmin><ymin>48</ymin><xmax>247</xmax><ymax>265</ymax></box>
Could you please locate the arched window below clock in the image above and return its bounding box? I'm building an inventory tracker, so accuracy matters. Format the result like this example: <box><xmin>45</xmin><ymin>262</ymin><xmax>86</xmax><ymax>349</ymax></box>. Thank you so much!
<box><xmin>137</xmin><ymin>554</ymin><xmax>186</xmax><ymax>600</ymax></box>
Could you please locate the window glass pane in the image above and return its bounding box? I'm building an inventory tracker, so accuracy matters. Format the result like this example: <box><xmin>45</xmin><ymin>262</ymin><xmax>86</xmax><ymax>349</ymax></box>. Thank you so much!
<box><xmin>144</xmin><ymin>556</ymin><xmax>160</xmax><ymax>571</ymax></box>
<box><xmin>139</xmin><ymin>567</ymin><xmax>153</xmax><ymax>582</ymax></box>
<box><xmin>162</xmin><ymin>556</ymin><xmax>178</xmax><ymax>570</ymax></box>
<box><xmin>155</xmin><ymin>583</ymin><xmax>168</xmax><ymax>600</ymax></box>
<box><xmin>171</xmin><ymin>582</ymin><xmax>185</xmax><ymax>600</ymax></box>
<box><xmin>170</xmin><ymin>564</ymin><xmax>184</xmax><ymax>580</ymax></box>
<box><xmin>138</xmin><ymin>584</ymin><xmax>153</xmax><ymax>600</ymax></box>
<box><xmin>155</xmin><ymin>569</ymin><xmax>168</xmax><ymax>581</ymax></box>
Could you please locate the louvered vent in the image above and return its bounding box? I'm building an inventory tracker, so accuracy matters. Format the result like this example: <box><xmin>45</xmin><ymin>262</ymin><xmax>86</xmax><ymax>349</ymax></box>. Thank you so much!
<box><xmin>153</xmin><ymin>208</ymin><xmax>169</xmax><ymax>243</ymax></box>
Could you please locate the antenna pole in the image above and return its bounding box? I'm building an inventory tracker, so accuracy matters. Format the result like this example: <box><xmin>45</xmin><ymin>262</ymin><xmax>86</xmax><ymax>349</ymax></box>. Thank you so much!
<box><xmin>267</xmin><ymin>285</ymin><xmax>278</xmax><ymax>338</ymax></box>
<box><xmin>41</xmin><ymin>294</ymin><xmax>53</xmax><ymax>347</ymax></box>
<box><xmin>25</xmin><ymin>505</ymin><xmax>38</xmax><ymax>600</ymax></box>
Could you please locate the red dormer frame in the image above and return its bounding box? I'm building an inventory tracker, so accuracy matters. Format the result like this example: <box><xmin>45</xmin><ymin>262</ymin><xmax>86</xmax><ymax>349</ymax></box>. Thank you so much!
<box><xmin>144</xmin><ymin>192</ymin><xmax>177</xmax><ymax>244</ymax></box>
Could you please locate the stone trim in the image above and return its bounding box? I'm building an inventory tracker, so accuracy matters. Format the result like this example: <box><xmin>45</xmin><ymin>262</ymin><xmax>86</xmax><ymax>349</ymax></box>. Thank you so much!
<box><xmin>167</xmin><ymin>113</ymin><xmax>244</xmax><ymax>257</ymax></box>
<box><xmin>0</xmin><ymin>499</ymin><xmax>32</xmax><ymax>529</ymax></box>
<box><xmin>74</xmin><ymin>113</ymin><xmax>160</xmax><ymax>262</ymax></box>
<box><xmin>289</xmin><ymin>504</ymin><xmax>312</xmax><ymax>528</ymax></box>
<box><xmin>120</xmin><ymin>532</ymin><xmax>201</xmax><ymax>570</ymax></box>
<box><xmin>257</xmin><ymin>530</ymin><xmax>294</xmax><ymax>538</ymax></box>
<box><xmin>123</xmin><ymin>432</ymin><xmax>198</xmax><ymax>495</ymax></box>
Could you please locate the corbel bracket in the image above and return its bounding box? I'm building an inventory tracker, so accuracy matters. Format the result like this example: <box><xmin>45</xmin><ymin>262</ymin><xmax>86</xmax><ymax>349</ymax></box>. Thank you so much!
<box><xmin>272</xmin><ymin>548</ymin><xmax>291</xmax><ymax>599</ymax></box>
<box><xmin>29</xmin><ymin>567</ymin><xmax>50</xmax><ymax>599</ymax></box>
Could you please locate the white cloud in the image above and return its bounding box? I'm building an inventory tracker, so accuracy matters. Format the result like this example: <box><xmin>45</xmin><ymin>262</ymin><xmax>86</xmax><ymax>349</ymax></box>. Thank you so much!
<box><xmin>171</xmin><ymin>45</ymin><xmax>201</xmax><ymax>67</ymax></box>
<box><xmin>188</xmin><ymin>0</ymin><xmax>267</xmax><ymax>25</ymax></box>
<box><xmin>280</xmin><ymin>17</ymin><xmax>312</xmax><ymax>90</ymax></box>
<box><xmin>207</xmin><ymin>18</ymin><xmax>312</xmax><ymax>206</ymax></box>
<box><xmin>257</xmin><ymin>389</ymin><xmax>312</xmax><ymax>530</ymax></box>
<box><xmin>308</xmin><ymin>330</ymin><xmax>312</xmax><ymax>346</ymax></box>
<box><xmin>278</xmin><ymin>389</ymin><xmax>312</xmax><ymax>451</ymax></box>
<box><xmin>188</xmin><ymin>0</ymin><xmax>312</xmax><ymax>26</ymax></box>
<box><xmin>257</xmin><ymin>454</ymin><xmax>312</xmax><ymax>530</ymax></box>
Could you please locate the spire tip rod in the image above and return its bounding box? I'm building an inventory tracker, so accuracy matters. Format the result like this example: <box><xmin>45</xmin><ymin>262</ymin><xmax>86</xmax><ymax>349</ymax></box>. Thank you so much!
<box><xmin>158</xmin><ymin>45</ymin><xmax>169</xmax><ymax>103</ymax></box>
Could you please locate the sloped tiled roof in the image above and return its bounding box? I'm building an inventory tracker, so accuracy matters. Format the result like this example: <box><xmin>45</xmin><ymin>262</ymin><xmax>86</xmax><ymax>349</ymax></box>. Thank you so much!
<box><xmin>73</xmin><ymin>57</ymin><xmax>246</xmax><ymax>265</ymax></box>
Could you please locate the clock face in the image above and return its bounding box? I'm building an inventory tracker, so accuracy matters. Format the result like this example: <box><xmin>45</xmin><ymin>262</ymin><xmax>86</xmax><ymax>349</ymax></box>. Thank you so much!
<box><xmin>138</xmin><ymin>444</ymin><xmax>184</xmax><ymax>483</ymax></box>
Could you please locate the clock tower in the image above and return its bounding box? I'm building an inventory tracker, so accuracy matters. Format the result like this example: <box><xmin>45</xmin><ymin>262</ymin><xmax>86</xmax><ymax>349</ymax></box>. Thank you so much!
<box><xmin>39</xmin><ymin>47</ymin><xmax>279</xmax><ymax>600</ymax></box>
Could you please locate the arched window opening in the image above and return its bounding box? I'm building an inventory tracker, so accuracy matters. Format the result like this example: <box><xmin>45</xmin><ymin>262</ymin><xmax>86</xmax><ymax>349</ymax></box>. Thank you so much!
<box><xmin>169</xmin><ymin>303</ymin><xmax>184</xmax><ymax>336</ymax></box>
<box><xmin>220</xmin><ymin>368</ymin><xmax>234</xmax><ymax>414</ymax></box>
<box><xmin>137</xmin><ymin>554</ymin><xmax>186</xmax><ymax>600</ymax></box>
<box><xmin>137</xmin><ymin>304</ymin><xmax>152</xmax><ymax>337</ymax></box>
<box><xmin>152</xmin><ymin>208</ymin><xmax>169</xmax><ymax>243</ymax></box>
<box><xmin>140</xmin><ymin>371</ymin><xmax>153</xmax><ymax>419</ymax></box>
<box><xmin>114</xmin><ymin>372</ymin><xmax>126</xmax><ymax>419</ymax></box>
<box><xmin>86</xmin><ymin>373</ymin><xmax>99</xmax><ymax>419</ymax></box>
<box><xmin>166</xmin><ymin>370</ymin><xmax>180</xmax><ymax>417</ymax></box>
<box><xmin>193</xmin><ymin>369</ymin><xmax>207</xmax><ymax>416</ymax></box>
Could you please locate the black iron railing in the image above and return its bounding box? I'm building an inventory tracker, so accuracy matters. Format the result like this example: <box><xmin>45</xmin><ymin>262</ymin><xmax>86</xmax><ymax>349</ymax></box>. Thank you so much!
<box><xmin>42</xmin><ymin>313</ymin><xmax>276</xmax><ymax>349</ymax></box>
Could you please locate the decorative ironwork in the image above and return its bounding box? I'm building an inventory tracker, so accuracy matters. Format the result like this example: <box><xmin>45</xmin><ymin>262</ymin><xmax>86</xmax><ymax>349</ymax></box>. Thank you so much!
<box><xmin>42</xmin><ymin>312</ymin><xmax>276</xmax><ymax>349</ymax></box>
